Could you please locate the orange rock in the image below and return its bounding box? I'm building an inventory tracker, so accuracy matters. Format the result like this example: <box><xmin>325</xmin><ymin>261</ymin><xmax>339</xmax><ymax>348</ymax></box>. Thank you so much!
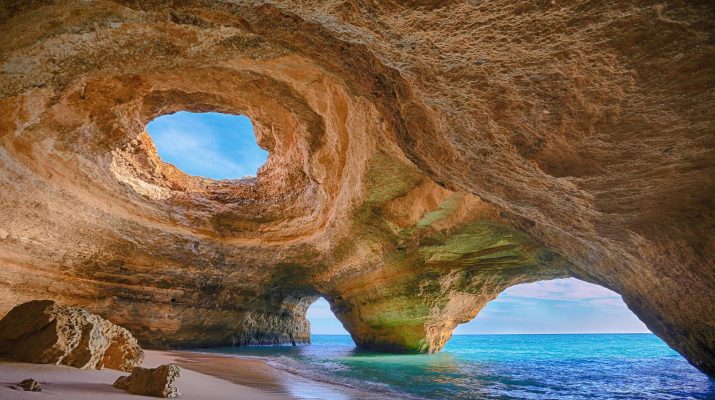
<box><xmin>0</xmin><ymin>300</ymin><xmax>144</xmax><ymax>372</ymax></box>
<box><xmin>0</xmin><ymin>0</ymin><xmax>713</xmax><ymax>378</ymax></box>
<box><xmin>114</xmin><ymin>364</ymin><xmax>181</xmax><ymax>398</ymax></box>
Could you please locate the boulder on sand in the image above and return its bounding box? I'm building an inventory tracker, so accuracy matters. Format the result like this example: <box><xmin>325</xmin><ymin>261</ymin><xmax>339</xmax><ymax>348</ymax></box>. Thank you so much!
<box><xmin>0</xmin><ymin>300</ymin><xmax>144</xmax><ymax>371</ymax></box>
<box><xmin>9</xmin><ymin>378</ymin><xmax>42</xmax><ymax>392</ymax></box>
<box><xmin>114</xmin><ymin>364</ymin><xmax>181</xmax><ymax>398</ymax></box>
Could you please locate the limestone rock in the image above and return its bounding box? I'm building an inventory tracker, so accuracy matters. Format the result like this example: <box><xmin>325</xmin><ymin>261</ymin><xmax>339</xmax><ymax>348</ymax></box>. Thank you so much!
<box><xmin>9</xmin><ymin>379</ymin><xmax>42</xmax><ymax>392</ymax></box>
<box><xmin>0</xmin><ymin>300</ymin><xmax>144</xmax><ymax>372</ymax></box>
<box><xmin>114</xmin><ymin>364</ymin><xmax>181</xmax><ymax>398</ymax></box>
<box><xmin>0</xmin><ymin>0</ymin><xmax>713</xmax><ymax>378</ymax></box>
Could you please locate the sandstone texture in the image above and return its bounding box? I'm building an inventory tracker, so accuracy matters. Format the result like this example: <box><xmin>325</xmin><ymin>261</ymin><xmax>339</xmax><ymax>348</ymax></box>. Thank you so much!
<box><xmin>0</xmin><ymin>300</ymin><xmax>144</xmax><ymax>371</ymax></box>
<box><xmin>0</xmin><ymin>0</ymin><xmax>713</xmax><ymax>377</ymax></box>
<box><xmin>114</xmin><ymin>364</ymin><xmax>181</xmax><ymax>398</ymax></box>
<box><xmin>10</xmin><ymin>379</ymin><xmax>42</xmax><ymax>392</ymax></box>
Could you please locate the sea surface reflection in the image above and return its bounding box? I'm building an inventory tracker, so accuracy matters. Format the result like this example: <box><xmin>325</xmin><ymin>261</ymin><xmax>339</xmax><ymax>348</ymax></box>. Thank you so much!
<box><xmin>201</xmin><ymin>334</ymin><xmax>715</xmax><ymax>400</ymax></box>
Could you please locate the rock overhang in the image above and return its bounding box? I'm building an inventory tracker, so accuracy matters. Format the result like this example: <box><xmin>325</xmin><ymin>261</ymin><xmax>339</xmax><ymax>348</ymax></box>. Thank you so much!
<box><xmin>0</xmin><ymin>0</ymin><xmax>713</xmax><ymax>377</ymax></box>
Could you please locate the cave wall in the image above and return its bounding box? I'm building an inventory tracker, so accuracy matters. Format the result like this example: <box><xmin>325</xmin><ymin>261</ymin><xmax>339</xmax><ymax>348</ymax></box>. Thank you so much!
<box><xmin>0</xmin><ymin>0</ymin><xmax>713</xmax><ymax>376</ymax></box>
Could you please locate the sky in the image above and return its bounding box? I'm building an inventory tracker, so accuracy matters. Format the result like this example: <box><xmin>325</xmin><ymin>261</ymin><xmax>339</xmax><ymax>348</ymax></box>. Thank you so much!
<box><xmin>146</xmin><ymin>111</ymin><xmax>268</xmax><ymax>179</ymax></box>
<box><xmin>147</xmin><ymin>112</ymin><xmax>650</xmax><ymax>336</ymax></box>
<box><xmin>307</xmin><ymin>278</ymin><xmax>650</xmax><ymax>335</ymax></box>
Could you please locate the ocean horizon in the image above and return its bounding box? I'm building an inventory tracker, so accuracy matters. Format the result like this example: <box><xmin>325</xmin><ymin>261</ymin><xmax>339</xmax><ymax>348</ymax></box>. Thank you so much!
<box><xmin>306</xmin><ymin>332</ymin><xmax>653</xmax><ymax>336</ymax></box>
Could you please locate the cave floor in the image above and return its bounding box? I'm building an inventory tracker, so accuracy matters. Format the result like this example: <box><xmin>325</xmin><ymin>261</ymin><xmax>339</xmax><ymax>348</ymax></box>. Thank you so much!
<box><xmin>0</xmin><ymin>351</ymin><xmax>291</xmax><ymax>400</ymax></box>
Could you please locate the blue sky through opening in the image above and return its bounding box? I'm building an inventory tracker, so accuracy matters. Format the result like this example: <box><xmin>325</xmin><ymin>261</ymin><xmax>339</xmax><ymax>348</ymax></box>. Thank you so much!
<box><xmin>146</xmin><ymin>111</ymin><xmax>268</xmax><ymax>179</ymax></box>
<box><xmin>146</xmin><ymin>112</ymin><xmax>649</xmax><ymax>336</ymax></box>
<box><xmin>307</xmin><ymin>278</ymin><xmax>650</xmax><ymax>335</ymax></box>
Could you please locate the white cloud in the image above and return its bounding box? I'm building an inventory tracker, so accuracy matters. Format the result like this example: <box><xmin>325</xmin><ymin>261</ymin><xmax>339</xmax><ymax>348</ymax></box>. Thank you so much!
<box><xmin>500</xmin><ymin>278</ymin><xmax>621</xmax><ymax>302</ymax></box>
<box><xmin>456</xmin><ymin>279</ymin><xmax>650</xmax><ymax>334</ymax></box>
<box><xmin>307</xmin><ymin>298</ymin><xmax>337</xmax><ymax>319</ymax></box>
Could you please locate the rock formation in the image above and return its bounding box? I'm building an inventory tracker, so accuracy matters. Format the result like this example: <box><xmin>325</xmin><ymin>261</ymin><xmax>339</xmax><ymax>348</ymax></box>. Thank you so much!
<box><xmin>9</xmin><ymin>379</ymin><xmax>42</xmax><ymax>392</ymax></box>
<box><xmin>0</xmin><ymin>0</ymin><xmax>713</xmax><ymax>377</ymax></box>
<box><xmin>0</xmin><ymin>300</ymin><xmax>144</xmax><ymax>371</ymax></box>
<box><xmin>114</xmin><ymin>364</ymin><xmax>181</xmax><ymax>398</ymax></box>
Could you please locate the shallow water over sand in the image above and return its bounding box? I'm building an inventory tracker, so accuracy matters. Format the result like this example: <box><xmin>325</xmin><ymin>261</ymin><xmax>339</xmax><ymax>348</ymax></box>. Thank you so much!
<box><xmin>202</xmin><ymin>334</ymin><xmax>715</xmax><ymax>400</ymax></box>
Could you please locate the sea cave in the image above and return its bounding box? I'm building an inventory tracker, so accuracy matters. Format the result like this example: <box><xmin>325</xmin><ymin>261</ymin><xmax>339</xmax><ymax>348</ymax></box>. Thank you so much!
<box><xmin>0</xmin><ymin>1</ymin><xmax>713</xmax><ymax>399</ymax></box>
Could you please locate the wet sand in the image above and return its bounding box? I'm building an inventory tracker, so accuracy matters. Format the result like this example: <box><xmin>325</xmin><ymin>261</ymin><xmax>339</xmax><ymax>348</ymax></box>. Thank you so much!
<box><xmin>0</xmin><ymin>350</ymin><xmax>292</xmax><ymax>400</ymax></box>
<box><xmin>169</xmin><ymin>351</ymin><xmax>288</xmax><ymax>393</ymax></box>
<box><xmin>170</xmin><ymin>350</ymin><xmax>363</xmax><ymax>400</ymax></box>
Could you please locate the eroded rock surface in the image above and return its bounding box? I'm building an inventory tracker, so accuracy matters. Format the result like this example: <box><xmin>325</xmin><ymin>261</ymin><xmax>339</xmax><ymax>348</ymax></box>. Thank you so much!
<box><xmin>9</xmin><ymin>379</ymin><xmax>42</xmax><ymax>392</ymax></box>
<box><xmin>0</xmin><ymin>0</ymin><xmax>713</xmax><ymax>377</ymax></box>
<box><xmin>114</xmin><ymin>364</ymin><xmax>181</xmax><ymax>398</ymax></box>
<box><xmin>0</xmin><ymin>300</ymin><xmax>144</xmax><ymax>371</ymax></box>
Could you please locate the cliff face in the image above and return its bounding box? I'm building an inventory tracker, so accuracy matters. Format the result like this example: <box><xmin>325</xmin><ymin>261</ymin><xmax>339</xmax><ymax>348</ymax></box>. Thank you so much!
<box><xmin>0</xmin><ymin>0</ymin><xmax>713</xmax><ymax>376</ymax></box>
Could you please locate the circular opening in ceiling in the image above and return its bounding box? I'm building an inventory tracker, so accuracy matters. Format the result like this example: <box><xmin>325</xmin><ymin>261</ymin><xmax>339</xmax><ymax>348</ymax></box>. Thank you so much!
<box><xmin>146</xmin><ymin>111</ymin><xmax>268</xmax><ymax>180</ymax></box>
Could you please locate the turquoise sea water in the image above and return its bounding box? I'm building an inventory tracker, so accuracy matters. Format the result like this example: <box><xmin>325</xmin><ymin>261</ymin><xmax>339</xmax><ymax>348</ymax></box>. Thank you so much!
<box><xmin>204</xmin><ymin>334</ymin><xmax>715</xmax><ymax>399</ymax></box>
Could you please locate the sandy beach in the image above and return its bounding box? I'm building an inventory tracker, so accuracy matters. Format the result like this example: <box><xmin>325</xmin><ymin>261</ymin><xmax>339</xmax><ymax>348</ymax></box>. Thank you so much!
<box><xmin>0</xmin><ymin>350</ymin><xmax>295</xmax><ymax>400</ymax></box>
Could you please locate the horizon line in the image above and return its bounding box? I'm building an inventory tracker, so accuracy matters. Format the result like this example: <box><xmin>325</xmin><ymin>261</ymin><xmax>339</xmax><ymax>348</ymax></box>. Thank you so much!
<box><xmin>310</xmin><ymin>332</ymin><xmax>653</xmax><ymax>336</ymax></box>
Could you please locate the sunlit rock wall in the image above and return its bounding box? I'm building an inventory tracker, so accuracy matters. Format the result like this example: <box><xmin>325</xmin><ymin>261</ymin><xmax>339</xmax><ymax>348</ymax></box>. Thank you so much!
<box><xmin>0</xmin><ymin>0</ymin><xmax>713</xmax><ymax>376</ymax></box>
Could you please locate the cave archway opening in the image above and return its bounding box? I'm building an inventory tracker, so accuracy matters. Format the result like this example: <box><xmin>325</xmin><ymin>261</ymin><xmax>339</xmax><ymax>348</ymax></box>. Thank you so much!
<box><xmin>453</xmin><ymin>277</ymin><xmax>650</xmax><ymax>336</ymax></box>
<box><xmin>306</xmin><ymin>297</ymin><xmax>351</xmax><ymax>338</ymax></box>
<box><xmin>145</xmin><ymin>111</ymin><xmax>268</xmax><ymax>180</ymax></box>
<box><xmin>443</xmin><ymin>277</ymin><xmax>687</xmax><ymax>363</ymax></box>
<box><xmin>432</xmin><ymin>278</ymin><xmax>706</xmax><ymax>396</ymax></box>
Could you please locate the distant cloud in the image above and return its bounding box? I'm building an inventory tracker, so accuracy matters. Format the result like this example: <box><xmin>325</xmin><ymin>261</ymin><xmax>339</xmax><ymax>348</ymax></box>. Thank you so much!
<box><xmin>307</xmin><ymin>298</ymin><xmax>337</xmax><ymax>319</ymax></box>
<box><xmin>498</xmin><ymin>278</ymin><xmax>621</xmax><ymax>303</ymax></box>
<box><xmin>455</xmin><ymin>278</ymin><xmax>650</xmax><ymax>334</ymax></box>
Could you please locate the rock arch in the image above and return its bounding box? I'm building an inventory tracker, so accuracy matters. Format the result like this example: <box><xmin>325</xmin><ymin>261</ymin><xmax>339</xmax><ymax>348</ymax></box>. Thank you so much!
<box><xmin>0</xmin><ymin>0</ymin><xmax>713</xmax><ymax>377</ymax></box>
